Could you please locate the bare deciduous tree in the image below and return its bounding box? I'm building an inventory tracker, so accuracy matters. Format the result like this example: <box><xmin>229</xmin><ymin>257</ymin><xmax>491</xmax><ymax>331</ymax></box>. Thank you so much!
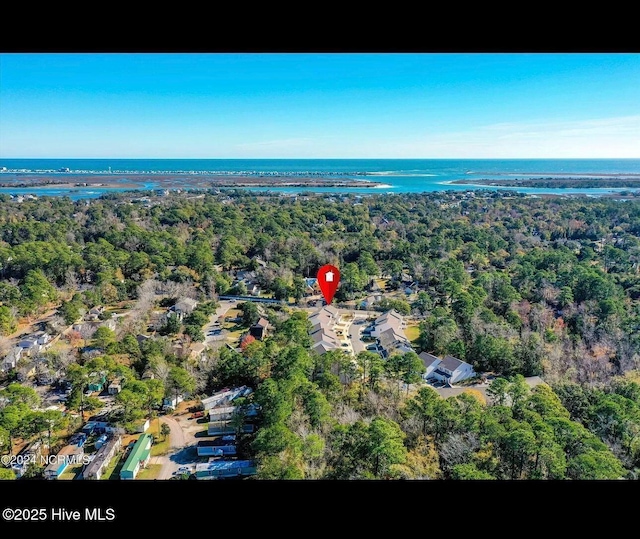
<box><xmin>439</xmin><ymin>432</ymin><xmax>480</xmax><ymax>469</ymax></box>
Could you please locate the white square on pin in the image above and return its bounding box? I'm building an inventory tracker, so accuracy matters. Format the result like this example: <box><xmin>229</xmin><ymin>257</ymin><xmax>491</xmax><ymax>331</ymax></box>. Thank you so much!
<box><xmin>325</xmin><ymin>271</ymin><xmax>334</xmax><ymax>282</ymax></box>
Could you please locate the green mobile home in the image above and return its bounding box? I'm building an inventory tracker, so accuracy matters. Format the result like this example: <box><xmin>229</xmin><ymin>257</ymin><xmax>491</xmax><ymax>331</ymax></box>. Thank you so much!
<box><xmin>119</xmin><ymin>433</ymin><xmax>152</xmax><ymax>480</ymax></box>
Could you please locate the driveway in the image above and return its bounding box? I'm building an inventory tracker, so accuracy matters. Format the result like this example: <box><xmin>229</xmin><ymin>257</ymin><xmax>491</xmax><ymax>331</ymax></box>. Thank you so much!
<box><xmin>153</xmin><ymin>415</ymin><xmax>184</xmax><ymax>479</ymax></box>
<box><xmin>430</xmin><ymin>375</ymin><xmax>547</xmax><ymax>401</ymax></box>
<box><xmin>348</xmin><ymin>315</ymin><xmax>368</xmax><ymax>355</ymax></box>
<box><xmin>154</xmin><ymin>409</ymin><xmax>209</xmax><ymax>479</ymax></box>
<box><xmin>203</xmin><ymin>300</ymin><xmax>233</xmax><ymax>346</ymax></box>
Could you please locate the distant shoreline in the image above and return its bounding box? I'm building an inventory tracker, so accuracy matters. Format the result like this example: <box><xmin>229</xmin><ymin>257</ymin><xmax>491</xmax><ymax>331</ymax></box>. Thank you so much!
<box><xmin>0</xmin><ymin>173</ymin><xmax>386</xmax><ymax>190</ymax></box>
<box><xmin>452</xmin><ymin>176</ymin><xmax>640</xmax><ymax>189</ymax></box>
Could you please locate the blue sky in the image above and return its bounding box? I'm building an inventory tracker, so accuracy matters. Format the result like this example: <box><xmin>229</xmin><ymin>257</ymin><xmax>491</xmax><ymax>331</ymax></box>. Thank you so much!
<box><xmin>1</xmin><ymin>53</ymin><xmax>639</xmax><ymax>158</ymax></box>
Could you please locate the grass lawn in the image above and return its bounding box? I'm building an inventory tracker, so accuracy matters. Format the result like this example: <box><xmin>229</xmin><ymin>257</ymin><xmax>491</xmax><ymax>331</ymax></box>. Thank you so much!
<box><xmin>224</xmin><ymin>308</ymin><xmax>242</xmax><ymax>320</ymax></box>
<box><xmin>58</xmin><ymin>463</ymin><xmax>84</xmax><ymax>480</ymax></box>
<box><xmin>136</xmin><ymin>464</ymin><xmax>162</xmax><ymax>480</ymax></box>
<box><xmin>404</xmin><ymin>324</ymin><xmax>421</xmax><ymax>343</ymax></box>
<box><xmin>101</xmin><ymin>453</ymin><xmax>123</xmax><ymax>480</ymax></box>
<box><xmin>149</xmin><ymin>418</ymin><xmax>171</xmax><ymax>456</ymax></box>
<box><xmin>225</xmin><ymin>328</ymin><xmax>245</xmax><ymax>343</ymax></box>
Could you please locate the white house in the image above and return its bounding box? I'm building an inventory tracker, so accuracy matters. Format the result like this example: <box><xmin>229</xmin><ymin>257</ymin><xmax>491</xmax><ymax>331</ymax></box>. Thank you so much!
<box><xmin>429</xmin><ymin>355</ymin><xmax>476</xmax><ymax>385</ymax></box>
<box><xmin>418</xmin><ymin>352</ymin><xmax>441</xmax><ymax>380</ymax></box>
<box><xmin>163</xmin><ymin>395</ymin><xmax>184</xmax><ymax>409</ymax></box>
<box><xmin>377</xmin><ymin>327</ymin><xmax>413</xmax><ymax>359</ymax></box>
<box><xmin>17</xmin><ymin>332</ymin><xmax>52</xmax><ymax>357</ymax></box>
<box><xmin>201</xmin><ymin>386</ymin><xmax>253</xmax><ymax>410</ymax></box>
<box><xmin>1</xmin><ymin>346</ymin><xmax>22</xmax><ymax>371</ymax></box>
<box><xmin>107</xmin><ymin>380</ymin><xmax>122</xmax><ymax>395</ymax></box>
<box><xmin>370</xmin><ymin>310</ymin><xmax>405</xmax><ymax>338</ymax></box>
<box><xmin>308</xmin><ymin>305</ymin><xmax>342</xmax><ymax>356</ymax></box>
<box><xmin>171</xmin><ymin>298</ymin><xmax>198</xmax><ymax>320</ymax></box>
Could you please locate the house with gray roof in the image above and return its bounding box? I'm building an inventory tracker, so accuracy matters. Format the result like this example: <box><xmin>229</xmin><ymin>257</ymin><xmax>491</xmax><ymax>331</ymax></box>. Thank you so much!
<box><xmin>377</xmin><ymin>327</ymin><xmax>413</xmax><ymax>359</ymax></box>
<box><xmin>82</xmin><ymin>435</ymin><xmax>122</xmax><ymax>480</ymax></box>
<box><xmin>171</xmin><ymin>297</ymin><xmax>199</xmax><ymax>320</ymax></box>
<box><xmin>418</xmin><ymin>352</ymin><xmax>441</xmax><ymax>380</ymax></box>
<box><xmin>371</xmin><ymin>310</ymin><xmax>405</xmax><ymax>337</ymax></box>
<box><xmin>425</xmin><ymin>354</ymin><xmax>476</xmax><ymax>385</ymax></box>
<box><xmin>308</xmin><ymin>306</ymin><xmax>342</xmax><ymax>356</ymax></box>
<box><xmin>1</xmin><ymin>346</ymin><xmax>22</xmax><ymax>372</ymax></box>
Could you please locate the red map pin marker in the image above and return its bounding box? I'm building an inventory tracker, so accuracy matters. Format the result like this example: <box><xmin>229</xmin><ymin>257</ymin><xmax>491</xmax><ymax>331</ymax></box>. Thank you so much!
<box><xmin>317</xmin><ymin>264</ymin><xmax>340</xmax><ymax>305</ymax></box>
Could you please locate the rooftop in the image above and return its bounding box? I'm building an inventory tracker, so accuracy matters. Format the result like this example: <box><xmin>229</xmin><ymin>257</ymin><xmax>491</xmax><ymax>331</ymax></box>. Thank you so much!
<box><xmin>120</xmin><ymin>433</ymin><xmax>152</xmax><ymax>474</ymax></box>
<box><xmin>418</xmin><ymin>352</ymin><xmax>441</xmax><ymax>368</ymax></box>
<box><xmin>441</xmin><ymin>355</ymin><xmax>466</xmax><ymax>371</ymax></box>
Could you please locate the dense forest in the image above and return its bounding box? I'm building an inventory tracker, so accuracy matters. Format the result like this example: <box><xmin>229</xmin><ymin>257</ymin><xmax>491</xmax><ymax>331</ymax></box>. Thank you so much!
<box><xmin>1</xmin><ymin>189</ymin><xmax>639</xmax><ymax>479</ymax></box>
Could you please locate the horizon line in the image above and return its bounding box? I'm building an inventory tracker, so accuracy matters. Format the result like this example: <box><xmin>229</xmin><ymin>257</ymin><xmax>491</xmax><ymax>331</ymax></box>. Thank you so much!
<box><xmin>3</xmin><ymin>157</ymin><xmax>640</xmax><ymax>160</ymax></box>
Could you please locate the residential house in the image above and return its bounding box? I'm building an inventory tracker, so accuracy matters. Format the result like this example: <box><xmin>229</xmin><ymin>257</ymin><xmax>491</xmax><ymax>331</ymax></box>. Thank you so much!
<box><xmin>195</xmin><ymin>459</ymin><xmax>257</xmax><ymax>480</ymax></box>
<box><xmin>249</xmin><ymin>317</ymin><xmax>270</xmax><ymax>340</ymax></box>
<box><xmin>87</xmin><ymin>372</ymin><xmax>107</xmax><ymax>392</ymax></box>
<box><xmin>84</xmin><ymin>413</ymin><xmax>125</xmax><ymax>435</ymax></box>
<box><xmin>201</xmin><ymin>386</ymin><xmax>253</xmax><ymax>410</ymax></box>
<box><xmin>12</xmin><ymin>441</ymin><xmax>42</xmax><ymax>478</ymax></box>
<box><xmin>207</xmin><ymin>420</ymin><xmax>254</xmax><ymax>436</ymax></box>
<box><xmin>418</xmin><ymin>352</ymin><xmax>441</xmax><ymax>380</ymax></box>
<box><xmin>310</xmin><ymin>327</ymin><xmax>340</xmax><ymax>348</ymax></box>
<box><xmin>197</xmin><ymin>436</ymin><xmax>237</xmax><ymax>457</ymax></box>
<box><xmin>136</xmin><ymin>334</ymin><xmax>151</xmax><ymax>346</ymax></box>
<box><xmin>107</xmin><ymin>379</ymin><xmax>123</xmax><ymax>395</ymax></box>
<box><xmin>133</xmin><ymin>418</ymin><xmax>150</xmax><ymax>433</ymax></box>
<box><xmin>311</xmin><ymin>341</ymin><xmax>338</xmax><ymax>355</ymax></box>
<box><xmin>171</xmin><ymin>297</ymin><xmax>199</xmax><ymax>320</ymax></box>
<box><xmin>208</xmin><ymin>406</ymin><xmax>237</xmax><ymax>422</ymax></box>
<box><xmin>120</xmin><ymin>433</ymin><xmax>152</xmax><ymax>480</ymax></box>
<box><xmin>304</xmin><ymin>278</ymin><xmax>320</xmax><ymax>296</ymax></box>
<box><xmin>17</xmin><ymin>332</ymin><xmax>51</xmax><ymax>356</ymax></box>
<box><xmin>377</xmin><ymin>327</ymin><xmax>413</xmax><ymax>359</ymax></box>
<box><xmin>163</xmin><ymin>395</ymin><xmax>183</xmax><ymax>410</ymax></box>
<box><xmin>239</xmin><ymin>334</ymin><xmax>256</xmax><ymax>350</ymax></box>
<box><xmin>44</xmin><ymin>444</ymin><xmax>84</xmax><ymax>480</ymax></box>
<box><xmin>83</xmin><ymin>419</ymin><xmax>109</xmax><ymax>435</ymax></box>
<box><xmin>235</xmin><ymin>269</ymin><xmax>257</xmax><ymax>283</ymax></box>
<box><xmin>360</xmin><ymin>294</ymin><xmax>382</xmax><ymax>309</ymax></box>
<box><xmin>423</xmin><ymin>354</ymin><xmax>476</xmax><ymax>385</ymax></box>
<box><xmin>308</xmin><ymin>306</ymin><xmax>342</xmax><ymax>356</ymax></box>
<box><xmin>1</xmin><ymin>346</ymin><xmax>22</xmax><ymax>372</ymax></box>
<box><xmin>400</xmin><ymin>273</ymin><xmax>414</xmax><ymax>286</ymax></box>
<box><xmin>367</xmin><ymin>310</ymin><xmax>413</xmax><ymax>358</ymax></box>
<box><xmin>82</xmin><ymin>435</ymin><xmax>122</xmax><ymax>480</ymax></box>
<box><xmin>249</xmin><ymin>284</ymin><xmax>261</xmax><ymax>296</ymax></box>
<box><xmin>370</xmin><ymin>310</ymin><xmax>405</xmax><ymax>338</ymax></box>
<box><xmin>85</xmin><ymin>306</ymin><xmax>105</xmax><ymax>321</ymax></box>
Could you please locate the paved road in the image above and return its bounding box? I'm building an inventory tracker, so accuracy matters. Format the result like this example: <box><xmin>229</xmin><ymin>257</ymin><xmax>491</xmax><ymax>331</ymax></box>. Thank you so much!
<box><xmin>348</xmin><ymin>315</ymin><xmax>369</xmax><ymax>355</ymax></box>
<box><xmin>154</xmin><ymin>409</ymin><xmax>209</xmax><ymax>479</ymax></box>
<box><xmin>203</xmin><ymin>300</ymin><xmax>233</xmax><ymax>345</ymax></box>
<box><xmin>154</xmin><ymin>415</ymin><xmax>186</xmax><ymax>479</ymax></box>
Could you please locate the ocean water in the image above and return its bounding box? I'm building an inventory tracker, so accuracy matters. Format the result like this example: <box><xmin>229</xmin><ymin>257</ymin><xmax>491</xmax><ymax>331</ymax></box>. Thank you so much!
<box><xmin>1</xmin><ymin>158</ymin><xmax>640</xmax><ymax>200</ymax></box>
